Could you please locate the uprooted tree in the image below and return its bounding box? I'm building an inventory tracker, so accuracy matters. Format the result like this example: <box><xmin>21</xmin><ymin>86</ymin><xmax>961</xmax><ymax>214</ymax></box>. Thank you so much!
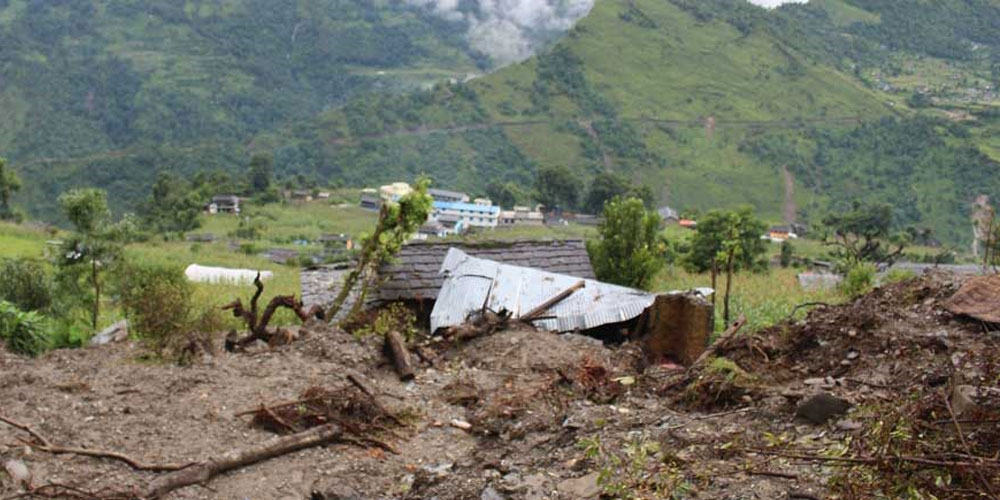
<box><xmin>325</xmin><ymin>178</ymin><xmax>432</xmax><ymax>322</ymax></box>
<box><xmin>223</xmin><ymin>273</ymin><xmax>323</xmax><ymax>350</ymax></box>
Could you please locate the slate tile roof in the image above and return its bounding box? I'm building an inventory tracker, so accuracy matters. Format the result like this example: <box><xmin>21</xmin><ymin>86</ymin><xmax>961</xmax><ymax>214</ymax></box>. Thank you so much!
<box><xmin>378</xmin><ymin>239</ymin><xmax>595</xmax><ymax>301</ymax></box>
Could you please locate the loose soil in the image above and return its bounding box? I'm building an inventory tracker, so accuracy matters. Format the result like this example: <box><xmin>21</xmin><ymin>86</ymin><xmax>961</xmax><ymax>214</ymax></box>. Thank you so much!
<box><xmin>2</xmin><ymin>273</ymin><xmax>998</xmax><ymax>499</ymax></box>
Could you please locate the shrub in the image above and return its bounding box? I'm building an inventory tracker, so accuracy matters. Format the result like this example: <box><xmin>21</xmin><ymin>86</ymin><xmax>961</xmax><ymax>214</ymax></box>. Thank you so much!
<box><xmin>0</xmin><ymin>258</ymin><xmax>55</xmax><ymax>312</ymax></box>
<box><xmin>840</xmin><ymin>262</ymin><xmax>876</xmax><ymax>299</ymax></box>
<box><xmin>351</xmin><ymin>302</ymin><xmax>418</xmax><ymax>342</ymax></box>
<box><xmin>115</xmin><ymin>263</ymin><xmax>194</xmax><ymax>352</ymax></box>
<box><xmin>0</xmin><ymin>301</ymin><xmax>50</xmax><ymax>357</ymax></box>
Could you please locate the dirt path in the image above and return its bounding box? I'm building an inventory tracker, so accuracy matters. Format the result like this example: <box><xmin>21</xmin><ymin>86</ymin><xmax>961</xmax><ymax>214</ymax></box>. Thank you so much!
<box><xmin>782</xmin><ymin>164</ymin><xmax>797</xmax><ymax>224</ymax></box>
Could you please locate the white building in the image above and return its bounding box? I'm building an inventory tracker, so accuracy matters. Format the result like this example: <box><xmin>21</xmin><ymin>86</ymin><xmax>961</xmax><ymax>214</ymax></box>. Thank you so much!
<box><xmin>499</xmin><ymin>205</ymin><xmax>545</xmax><ymax>227</ymax></box>
<box><xmin>430</xmin><ymin>198</ymin><xmax>499</xmax><ymax>230</ymax></box>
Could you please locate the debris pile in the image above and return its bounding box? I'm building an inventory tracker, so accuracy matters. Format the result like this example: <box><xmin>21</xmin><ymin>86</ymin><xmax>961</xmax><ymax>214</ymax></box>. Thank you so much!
<box><xmin>2</xmin><ymin>272</ymin><xmax>999</xmax><ymax>499</ymax></box>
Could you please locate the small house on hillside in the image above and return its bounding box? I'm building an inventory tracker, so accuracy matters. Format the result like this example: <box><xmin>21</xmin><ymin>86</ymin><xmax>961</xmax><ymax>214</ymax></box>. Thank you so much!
<box><xmin>764</xmin><ymin>226</ymin><xmax>798</xmax><ymax>243</ymax></box>
<box><xmin>428</xmin><ymin>188</ymin><xmax>470</xmax><ymax>204</ymax></box>
<box><xmin>208</xmin><ymin>195</ymin><xmax>241</xmax><ymax>215</ymax></box>
<box><xmin>658</xmin><ymin>206</ymin><xmax>679</xmax><ymax>222</ymax></box>
<box><xmin>290</xmin><ymin>190</ymin><xmax>313</xmax><ymax>202</ymax></box>
<box><xmin>499</xmin><ymin>206</ymin><xmax>545</xmax><ymax>227</ymax></box>
<box><xmin>359</xmin><ymin>192</ymin><xmax>380</xmax><ymax>211</ymax></box>
<box><xmin>678</xmin><ymin>219</ymin><xmax>697</xmax><ymax>229</ymax></box>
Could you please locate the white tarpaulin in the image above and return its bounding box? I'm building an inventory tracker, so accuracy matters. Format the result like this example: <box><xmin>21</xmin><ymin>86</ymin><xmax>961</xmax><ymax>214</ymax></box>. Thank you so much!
<box><xmin>430</xmin><ymin>248</ymin><xmax>657</xmax><ymax>333</ymax></box>
<box><xmin>184</xmin><ymin>264</ymin><xmax>273</xmax><ymax>285</ymax></box>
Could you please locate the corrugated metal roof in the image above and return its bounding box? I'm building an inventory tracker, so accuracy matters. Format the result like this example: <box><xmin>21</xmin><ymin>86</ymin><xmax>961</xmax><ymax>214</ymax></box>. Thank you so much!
<box><xmin>430</xmin><ymin>248</ymin><xmax>656</xmax><ymax>333</ymax></box>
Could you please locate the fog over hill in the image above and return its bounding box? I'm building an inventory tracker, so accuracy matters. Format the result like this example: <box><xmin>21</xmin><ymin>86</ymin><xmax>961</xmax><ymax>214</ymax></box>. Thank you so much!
<box><xmin>405</xmin><ymin>0</ymin><xmax>595</xmax><ymax>65</ymax></box>
<box><xmin>747</xmin><ymin>0</ymin><xmax>808</xmax><ymax>7</ymax></box>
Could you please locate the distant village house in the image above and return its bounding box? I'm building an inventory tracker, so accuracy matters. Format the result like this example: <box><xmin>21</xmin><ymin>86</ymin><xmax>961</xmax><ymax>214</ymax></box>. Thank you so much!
<box><xmin>207</xmin><ymin>195</ymin><xmax>241</xmax><ymax>215</ymax></box>
<box><xmin>499</xmin><ymin>205</ymin><xmax>545</xmax><ymax>227</ymax></box>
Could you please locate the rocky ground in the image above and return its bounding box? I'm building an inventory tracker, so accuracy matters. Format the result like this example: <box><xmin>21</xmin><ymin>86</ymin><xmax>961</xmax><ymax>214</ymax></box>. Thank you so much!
<box><xmin>1</xmin><ymin>273</ymin><xmax>998</xmax><ymax>499</ymax></box>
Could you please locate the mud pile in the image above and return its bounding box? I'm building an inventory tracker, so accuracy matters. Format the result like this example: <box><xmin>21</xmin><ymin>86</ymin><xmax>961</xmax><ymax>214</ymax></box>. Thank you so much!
<box><xmin>1</xmin><ymin>273</ymin><xmax>997</xmax><ymax>499</ymax></box>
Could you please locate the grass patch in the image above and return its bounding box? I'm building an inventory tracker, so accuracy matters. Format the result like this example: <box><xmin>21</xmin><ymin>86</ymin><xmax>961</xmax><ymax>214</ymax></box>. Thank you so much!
<box><xmin>651</xmin><ymin>265</ymin><xmax>840</xmax><ymax>332</ymax></box>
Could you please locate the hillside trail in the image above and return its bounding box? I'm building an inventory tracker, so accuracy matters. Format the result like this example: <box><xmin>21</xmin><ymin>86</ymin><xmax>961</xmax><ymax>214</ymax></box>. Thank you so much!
<box><xmin>3</xmin><ymin>273</ymin><xmax>996</xmax><ymax>499</ymax></box>
<box><xmin>782</xmin><ymin>164</ymin><xmax>797</xmax><ymax>224</ymax></box>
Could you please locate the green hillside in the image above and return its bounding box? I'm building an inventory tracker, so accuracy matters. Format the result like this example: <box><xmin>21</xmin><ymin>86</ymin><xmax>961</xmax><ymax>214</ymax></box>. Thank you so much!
<box><xmin>5</xmin><ymin>0</ymin><xmax>1000</xmax><ymax>246</ymax></box>
<box><xmin>257</xmin><ymin>0</ymin><xmax>892</xmax><ymax>219</ymax></box>
<box><xmin>0</xmin><ymin>0</ymin><xmax>487</xmax><ymax>216</ymax></box>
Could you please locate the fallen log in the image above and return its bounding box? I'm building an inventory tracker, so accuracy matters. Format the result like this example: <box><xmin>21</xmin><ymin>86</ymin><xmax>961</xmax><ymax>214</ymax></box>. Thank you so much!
<box><xmin>144</xmin><ymin>423</ymin><xmax>343</xmax><ymax>499</ymax></box>
<box><xmin>688</xmin><ymin>314</ymin><xmax>747</xmax><ymax>371</ymax></box>
<box><xmin>384</xmin><ymin>330</ymin><xmax>415</xmax><ymax>381</ymax></box>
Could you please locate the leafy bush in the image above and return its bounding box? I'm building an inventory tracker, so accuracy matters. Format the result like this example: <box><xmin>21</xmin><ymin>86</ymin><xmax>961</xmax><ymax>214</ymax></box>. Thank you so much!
<box><xmin>0</xmin><ymin>258</ymin><xmax>55</xmax><ymax>312</ymax></box>
<box><xmin>115</xmin><ymin>263</ymin><xmax>194</xmax><ymax>352</ymax></box>
<box><xmin>351</xmin><ymin>303</ymin><xmax>418</xmax><ymax>342</ymax></box>
<box><xmin>840</xmin><ymin>262</ymin><xmax>876</xmax><ymax>299</ymax></box>
<box><xmin>0</xmin><ymin>301</ymin><xmax>51</xmax><ymax>357</ymax></box>
<box><xmin>588</xmin><ymin>197</ymin><xmax>665</xmax><ymax>290</ymax></box>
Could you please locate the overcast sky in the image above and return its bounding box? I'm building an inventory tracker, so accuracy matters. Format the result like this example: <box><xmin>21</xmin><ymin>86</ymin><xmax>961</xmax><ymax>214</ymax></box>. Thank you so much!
<box><xmin>746</xmin><ymin>0</ymin><xmax>809</xmax><ymax>7</ymax></box>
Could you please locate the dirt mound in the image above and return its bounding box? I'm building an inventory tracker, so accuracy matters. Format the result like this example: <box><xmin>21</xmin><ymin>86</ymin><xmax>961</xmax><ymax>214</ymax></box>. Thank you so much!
<box><xmin>2</xmin><ymin>274</ymin><xmax>998</xmax><ymax>499</ymax></box>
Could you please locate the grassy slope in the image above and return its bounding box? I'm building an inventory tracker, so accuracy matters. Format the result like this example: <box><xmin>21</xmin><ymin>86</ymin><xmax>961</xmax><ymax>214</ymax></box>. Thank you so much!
<box><xmin>295</xmin><ymin>0</ymin><xmax>888</xmax><ymax>221</ymax></box>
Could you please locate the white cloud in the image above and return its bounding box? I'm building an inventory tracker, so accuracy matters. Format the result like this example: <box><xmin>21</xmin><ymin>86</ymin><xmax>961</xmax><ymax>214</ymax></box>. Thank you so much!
<box><xmin>746</xmin><ymin>0</ymin><xmax>809</xmax><ymax>8</ymax></box>
<box><xmin>404</xmin><ymin>0</ymin><xmax>595</xmax><ymax>66</ymax></box>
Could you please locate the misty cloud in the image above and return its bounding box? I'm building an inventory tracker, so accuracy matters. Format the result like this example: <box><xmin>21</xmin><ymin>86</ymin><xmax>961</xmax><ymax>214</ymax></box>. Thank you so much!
<box><xmin>746</xmin><ymin>0</ymin><xmax>809</xmax><ymax>8</ymax></box>
<box><xmin>405</xmin><ymin>0</ymin><xmax>595</xmax><ymax>66</ymax></box>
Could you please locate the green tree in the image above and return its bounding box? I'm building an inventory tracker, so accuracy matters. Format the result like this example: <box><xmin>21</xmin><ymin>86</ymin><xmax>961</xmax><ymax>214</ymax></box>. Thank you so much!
<box><xmin>248</xmin><ymin>153</ymin><xmax>275</xmax><ymax>194</ymax></box>
<box><xmin>779</xmin><ymin>240</ymin><xmax>794</xmax><ymax>268</ymax></box>
<box><xmin>0</xmin><ymin>157</ymin><xmax>23</xmax><ymax>221</ymax></box>
<box><xmin>584</xmin><ymin>172</ymin><xmax>654</xmax><ymax>213</ymax></box>
<box><xmin>327</xmin><ymin>178</ymin><xmax>433</xmax><ymax>321</ymax></box>
<box><xmin>684</xmin><ymin>207</ymin><xmax>767</xmax><ymax>324</ymax></box>
<box><xmin>822</xmin><ymin>202</ymin><xmax>907</xmax><ymax>271</ymax></box>
<box><xmin>684</xmin><ymin>207</ymin><xmax>768</xmax><ymax>274</ymax></box>
<box><xmin>57</xmin><ymin>189</ymin><xmax>135</xmax><ymax>329</ymax></box>
<box><xmin>587</xmin><ymin>197</ymin><xmax>665</xmax><ymax>290</ymax></box>
<box><xmin>486</xmin><ymin>181</ymin><xmax>527</xmax><ymax>209</ymax></box>
<box><xmin>536</xmin><ymin>165</ymin><xmax>580</xmax><ymax>210</ymax></box>
<box><xmin>140</xmin><ymin>172</ymin><xmax>203</xmax><ymax>234</ymax></box>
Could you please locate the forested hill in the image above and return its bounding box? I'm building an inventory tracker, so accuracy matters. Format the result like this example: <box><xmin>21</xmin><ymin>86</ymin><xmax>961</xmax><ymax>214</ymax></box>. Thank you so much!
<box><xmin>6</xmin><ymin>0</ymin><xmax>1000</xmax><ymax>246</ymax></box>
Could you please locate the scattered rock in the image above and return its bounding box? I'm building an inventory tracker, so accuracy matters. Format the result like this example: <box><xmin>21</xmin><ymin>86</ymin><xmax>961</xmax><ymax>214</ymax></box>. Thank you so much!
<box><xmin>90</xmin><ymin>320</ymin><xmax>128</xmax><ymax>346</ymax></box>
<box><xmin>3</xmin><ymin>459</ymin><xmax>31</xmax><ymax>491</ymax></box>
<box><xmin>950</xmin><ymin>385</ymin><xmax>979</xmax><ymax>417</ymax></box>
<box><xmin>481</xmin><ymin>486</ymin><xmax>505</xmax><ymax>500</ymax></box>
<box><xmin>557</xmin><ymin>472</ymin><xmax>601</xmax><ymax>499</ymax></box>
<box><xmin>835</xmin><ymin>419</ymin><xmax>864</xmax><ymax>431</ymax></box>
<box><xmin>450</xmin><ymin>419</ymin><xmax>473</xmax><ymax>431</ymax></box>
<box><xmin>795</xmin><ymin>393</ymin><xmax>851</xmax><ymax>425</ymax></box>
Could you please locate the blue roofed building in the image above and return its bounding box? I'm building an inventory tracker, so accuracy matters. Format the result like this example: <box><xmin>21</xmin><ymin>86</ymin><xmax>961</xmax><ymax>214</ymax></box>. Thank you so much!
<box><xmin>430</xmin><ymin>198</ymin><xmax>500</xmax><ymax>230</ymax></box>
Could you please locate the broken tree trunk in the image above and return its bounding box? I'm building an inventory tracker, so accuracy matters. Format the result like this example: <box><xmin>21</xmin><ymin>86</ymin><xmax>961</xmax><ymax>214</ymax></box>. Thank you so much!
<box><xmin>689</xmin><ymin>314</ymin><xmax>747</xmax><ymax>371</ymax></box>
<box><xmin>521</xmin><ymin>280</ymin><xmax>586</xmax><ymax>321</ymax></box>
<box><xmin>143</xmin><ymin>423</ymin><xmax>342</xmax><ymax>499</ymax></box>
<box><xmin>223</xmin><ymin>272</ymin><xmax>323</xmax><ymax>350</ymax></box>
<box><xmin>384</xmin><ymin>330</ymin><xmax>415</xmax><ymax>381</ymax></box>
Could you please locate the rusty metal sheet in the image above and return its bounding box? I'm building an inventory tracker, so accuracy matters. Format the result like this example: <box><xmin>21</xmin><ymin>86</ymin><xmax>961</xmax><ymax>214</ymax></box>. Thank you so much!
<box><xmin>944</xmin><ymin>274</ymin><xmax>1000</xmax><ymax>323</ymax></box>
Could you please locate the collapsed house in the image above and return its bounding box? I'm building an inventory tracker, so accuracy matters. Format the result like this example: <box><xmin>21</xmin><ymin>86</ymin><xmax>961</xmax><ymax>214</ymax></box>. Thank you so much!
<box><xmin>300</xmin><ymin>238</ymin><xmax>714</xmax><ymax>364</ymax></box>
<box><xmin>428</xmin><ymin>248</ymin><xmax>714</xmax><ymax>365</ymax></box>
<box><xmin>377</xmin><ymin>239</ymin><xmax>596</xmax><ymax>305</ymax></box>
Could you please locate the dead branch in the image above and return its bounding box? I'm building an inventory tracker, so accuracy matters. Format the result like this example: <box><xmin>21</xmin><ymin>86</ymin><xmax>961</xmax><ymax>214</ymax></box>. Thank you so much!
<box><xmin>521</xmin><ymin>281</ymin><xmax>585</xmax><ymax>321</ymax></box>
<box><xmin>0</xmin><ymin>414</ymin><xmax>190</xmax><ymax>472</ymax></box>
<box><xmin>223</xmin><ymin>273</ymin><xmax>321</xmax><ymax>349</ymax></box>
<box><xmin>737</xmin><ymin>448</ymin><xmax>1000</xmax><ymax>469</ymax></box>
<box><xmin>143</xmin><ymin>423</ymin><xmax>343</xmax><ymax>499</ymax></box>
<box><xmin>784</xmin><ymin>302</ymin><xmax>831</xmax><ymax>322</ymax></box>
<box><xmin>688</xmin><ymin>314</ymin><xmax>747</xmax><ymax>370</ymax></box>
